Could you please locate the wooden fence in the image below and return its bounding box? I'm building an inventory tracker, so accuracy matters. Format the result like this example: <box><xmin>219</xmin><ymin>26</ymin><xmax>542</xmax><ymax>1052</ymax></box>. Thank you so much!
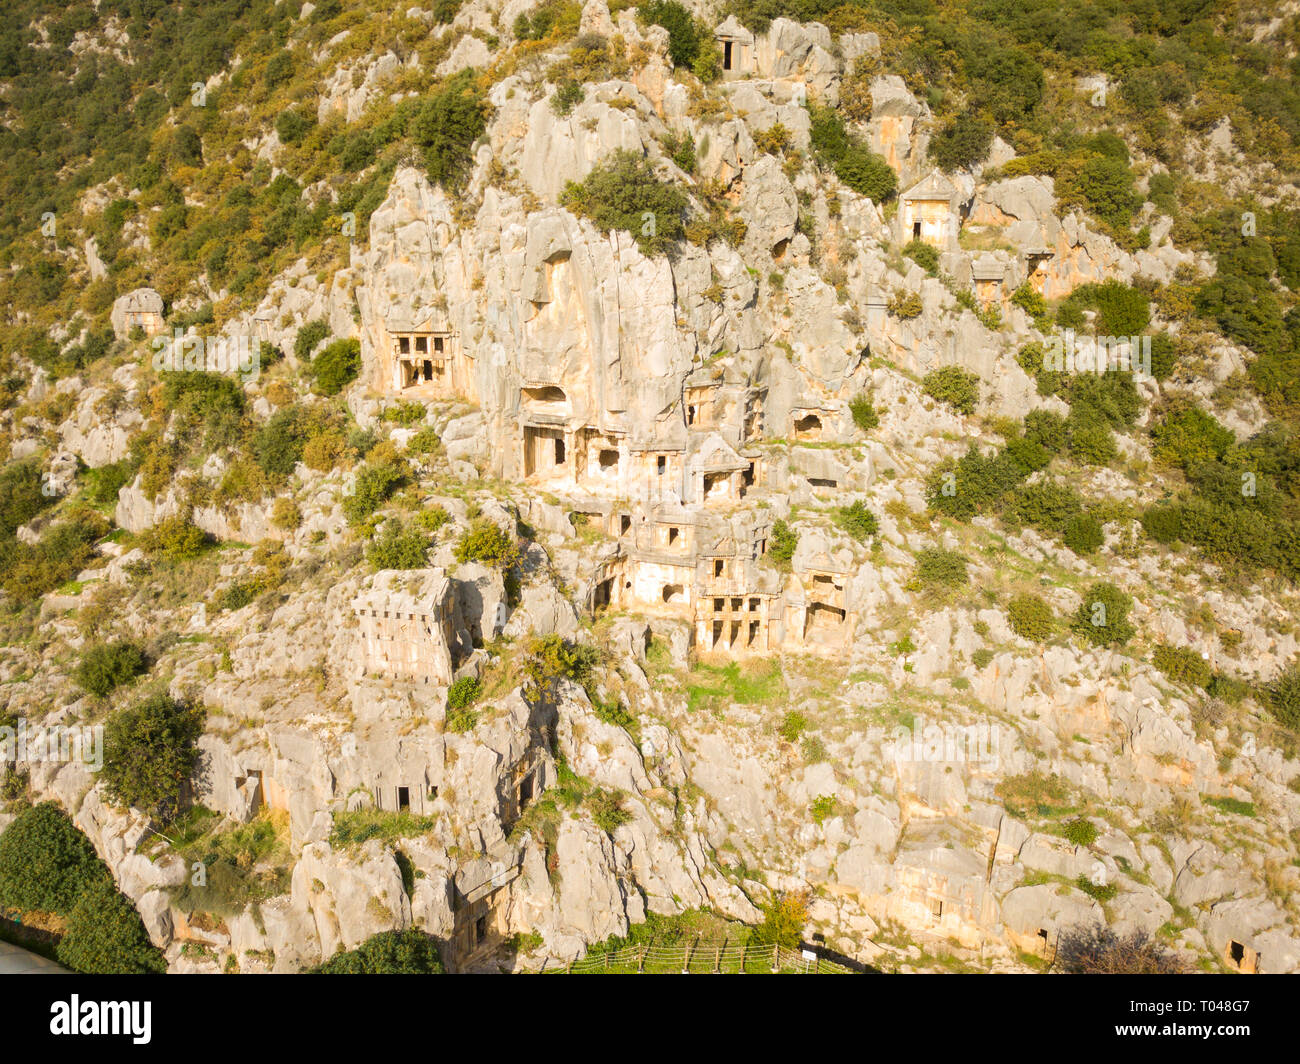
<box><xmin>541</xmin><ymin>942</ymin><xmax>855</xmax><ymax>974</ymax></box>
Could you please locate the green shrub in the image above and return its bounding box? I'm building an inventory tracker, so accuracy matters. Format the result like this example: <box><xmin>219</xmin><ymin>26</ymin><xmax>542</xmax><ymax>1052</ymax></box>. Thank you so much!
<box><xmin>928</xmin><ymin>111</ymin><xmax>994</xmax><ymax>172</ymax></box>
<box><xmin>1067</xmin><ymin>280</ymin><xmax>1150</xmax><ymax>335</ymax></box>
<box><xmin>414</xmin><ymin>506</ymin><xmax>451</xmax><ymax>533</ymax></box>
<box><xmin>1063</xmin><ymin>513</ymin><xmax>1105</xmax><ymax>554</ymax></box>
<box><xmin>1007</xmin><ymin>594</ymin><xmax>1054</xmax><ymax>642</ymax></box>
<box><xmin>809</xmin><ymin>104</ymin><xmax>895</xmax><ymax>201</ymax></box>
<box><xmin>972</xmin><ymin>648</ymin><xmax>994</xmax><ymax>669</ymax></box>
<box><xmin>294</xmin><ymin>319</ymin><xmax>329</xmax><ymax>361</ymax></box>
<box><xmin>888</xmin><ymin>289</ymin><xmax>923</xmax><ymax>318</ymax></box>
<box><xmin>551</xmin><ymin>79</ymin><xmax>584</xmax><ymax>116</ymax></box>
<box><xmin>314</xmin><ymin>930</ymin><xmax>445</xmax><ymax>974</ymax></box>
<box><xmin>102</xmin><ymin>695</ymin><xmax>205</xmax><ymax>823</ymax></box>
<box><xmin>342</xmin><ymin>459</ymin><xmax>405</xmax><ymax>525</ymax></box>
<box><xmin>139</xmin><ymin>515</ymin><xmax>211</xmax><ymax>560</ymax></box>
<box><xmin>922</xmin><ymin>366</ymin><xmax>980</xmax><ymax>415</ymax></box>
<box><xmin>768</xmin><ymin>519</ymin><xmax>797</xmax><ymax>564</ymax></box>
<box><xmin>1071</xmin><ymin>582</ymin><xmax>1135</xmax><ymax>648</ymax></box>
<box><xmin>1066</xmin><ymin>417</ymin><xmax>1118</xmax><ymax>465</ymax></box>
<box><xmin>407</xmin><ymin>427</ymin><xmax>442</xmax><ymax>454</ymax></box>
<box><xmin>640</xmin><ymin>0</ymin><xmax>700</xmax><ymax>67</ymax></box>
<box><xmin>834</xmin><ymin>501</ymin><xmax>878</xmax><ymax>543</ymax></box>
<box><xmin>810</xmin><ymin>794</ymin><xmax>837</xmax><ymax>824</ymax></box>
<box><xmin>251</xmin><ymin>407</ymin><xmax>309</xmax><ymax>477</ymax></box>
<box><xmin>561</xmin><ymin>150</ymin><xmax>687</xmax><ymax>257</ymax></box>
<box><xmin>411</xmin><ymin>69</ymin><xmax>489</xmax><ymax>189</ymax></box>
<box><xmin>57</xmin><ymin>879</ymin><xmax>167</xmax><ymax>974</ymax></box>
<box><xmin>0</xmin><ymin>802</ymin><xmax>112</xmax><ymax>913</ymax></box>
<box><xmin>445</xmin><ymin>707</ymin><xmax>479</xmax><ymax>733</ymax></box>
<box><xmin>1010</xmin><ymin>283</ymin><xmax>1048</xmax><ymax>320</ymax></box>
<box><xmin>74</xmin><ymin>641</ymin><xmax>147</xmax><ymax>698</ymax></box>
<box><xmin>779</xmin><ymin>710</ymin><xmax>808</xmax><ymax>743</ymax></box>
<box><xmin>588</xmin><ymin>788</ymin><xmax>633</xmax><ymax>834</ymax></box>
<box><xmin>1150</xmin><ymin>402</ymin><xmax>1234</xmax><ymax>471</ymax></box>
<box><xmin>849</xmin><ymin>393</ymin><xmax>879</xmax><ymax>431</ymax></box>
<box><xmin>366</xmin><ymin>521</ymin><xmax>430</xmax><ymax>570</ymax></box>
<box><xmin>311</xmin><ymin>338</ymin><xmax>361</xmax><ymax>396</ymax></box>
<box><xmin>1265</xmin><ymin>663</ymin><xmax>1300</xmax><ymax>730</ymax></box>
<box><xmin>82</xmin><ymin>459</ymin><xmax>135</xmax><ymax>506</ymax></box>
<box><xmin>750</xmin><ymin>893</ymin><xmax>807</xmax><ymax>950</ymax></box>
<box><xmin>1153</xmin><ymin>645</ymin><xmax>1212</xmax><ymax>689</ymax></box>
<box><xmin>913</xmin><ymin>547</ymin><xmax>969</xmax><ymax>588</ymax></box>
<box><xmin>513</xmin><ymin>0</ymin><xmax>581</xmax><ymax>41</ymax></box>
<box><xmin>1023</xmin><ymin>410</ymin><xmax>1067</xmax><ymax>453</ymax></box>
<box><xmin>902</xmin><ymin>239</ymin><xmax>939</xmax><ymax>275</ymax></box>
<box><xmin>453</xmin><ymin>518</ymin><xmax>521</xmax><ymax>569</ymax></box>
<box><xmin>1062</xmin><ymin>818</ymin><xmax>1098</xmax><ymax>847</ymax></box>
<box><xmin>447</xmin><ymin>676</ymin><xmax>481</xmax><ymax>710</ymax></box>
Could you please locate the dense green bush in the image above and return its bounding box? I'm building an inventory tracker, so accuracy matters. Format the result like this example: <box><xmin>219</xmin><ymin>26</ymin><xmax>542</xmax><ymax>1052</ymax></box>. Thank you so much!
<box><xmin>1071</xmin><ymin>582</ymin><xmax>1135</xmax><ymax>648</ymax></box>
<box><xmin>57</xmin><ymin>879</ymin><xmax>167</xmax><ymax>974</ymax></box>
<box><xmin>366</xmin><ymin>521</ymin><xmax>430</xmax><ymax>570</ymax></box>
<box><xmin>0</xmin><ymin>459</ymin><xmax>53</xmax><ymax>537</ymax></box>
<box><xmin>1062</xmin><ymin>513</ymin><xmax>1105</xmax><ymax>554</ymax></box>
<box><xmin>453</xmin><ymin>518</ymin><xmax>521</xmax><ymax>569</ymax></box>
<box><xmin>913</xmin><ymin>547</ymin><xmax>969</xmax><ymax>588</ymax></box>
<box><xmin>0</xmin><ymin>508</ymin><xmax>107</xmax><ymax>603</ymax></box>
<box><xmin>1153</xmin><ymin>645</ymin><xmax>1212</xmax><ymax>689</ymax></box>
<box><xmin>446</xmin><ymin>676</ymin><xmax>481</xmax><ymax>710</ymax></box>
<box><xmin>251</xmin><ymin>406</ymin><xmax>309</xmax><ymax>477</ymax></box>
<box><xmin>1266</xmin><ymin>663</ymin><xmax>1300</xmax><ymax>731</ymax></box>
<box><xmin>1023</xmin><ymin>410</ymin><xmax>1067</xmax><ymax>453</ymax></box>
<box><xmin>640</xmin><ymin>0</ymin><xmax>701</xmax><ymax>68</ymax></box>
<box><xmin>809</xmin><ymin>104</ymin><xmax>895</xmax><ymax>201</ymax></box>
<box><xmin>928</xmin><ymin>111</ymin><xmax>994</xmax><ymax>172</ymax></box>
<box><xmin>311</xmin><ymin>338</ymin><xmax>361</xmax><ymax>396</ymax></box>
<box><xmin>293</xmin><ymin>319</ymin><xmax>329</xmax><ymax>362</ymax></box>
<box><xmin>314</xmin><ymin>929</ymin><xmax>445</xmax><ymax>973</ymax></box>
<box><xmin>849</xmin><ymin>393</ymin><xmax>879</xmax><ymax>432</ymax></box>
<box><xmin>560</xmin><ymin>150</ymin><xmax>687</xmax><ymax>257</ymax></box>
<box><xmin>834</xmin><ymin>501</ymin><xmax>878</xmax><ymax>542</ymax></box>
<box><xmin>342</xmin><ymin>458</ymin><xmax>405</xmax><ymax>526</ymax></box>
<box><xmin>74</xmin><ymin>641</ymin><xmax>147</xmax><ymax>698</ymax></box>
<box><xmin>1150</xmin><ymin>402</ymin><xmax>1234</xmax><ymax>471</ymax></box>
<box><xmin>0</xmin><ymin>802</ymin><xmax>111</xmax><ymax>913</ymax></box>
<box><xmin>768</xmin><ymin>519</ymin><xmax>797</xmax><ymax>564</ymax></box>
<box><xmin>1007</xmin><ymin>594</ymin><xmax>1055</xmax><ymax>642</ymax></box>
<box><xmin>139</xmin><ymin>514</ymin><xmax>211</xmax><ymax>560</ymax></box>
<box><xmin>902</xmin><ymin>239</ymin><xmax>939</xmax><ymax>275</ymax></box>
<box><xmin>1065</xmin><ymin>417</ymin><xmax>1117</xmax><ymax>465</ymax></box>
<box><xmin>412</xmin><ymin>69</ymin><xmax>489</xmax><ymax>189</ymax></box>
<box><xmin>922</xmin><ymin>366</ymin><xmax>980</xmax><ymax>415</ymax></box>
<box><xmin>102</xmin><ymin>695</ymin><xmax>205</xmax><ymax>823</ymax></box>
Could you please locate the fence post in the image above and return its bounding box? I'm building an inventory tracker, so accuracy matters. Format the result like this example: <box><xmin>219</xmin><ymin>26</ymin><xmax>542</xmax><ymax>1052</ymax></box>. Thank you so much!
<box><xmin>739</xmin><ymin>941</ymin><xmax>748</xmax><ymax>973</ymax></box>
<box><xmin>638</xmin><ymin>946</ymin><xmax>646</xmax><ymax>973</ymax></box>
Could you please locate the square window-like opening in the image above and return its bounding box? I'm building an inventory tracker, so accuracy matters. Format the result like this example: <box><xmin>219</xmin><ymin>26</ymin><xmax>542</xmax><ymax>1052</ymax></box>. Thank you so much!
<box><xmin>714</xmin><ymin>559</ymin><xmax>725</xmax><ymax>578</ymax></box>
<box><xmin>668</xmin><ymin>526</ymin><xmax>679</xmax><ymax>545</ymax></box>
<box><xmin>397</xmin><ymin>786</ymin><xmax>410</xmax><ymax>812</ymax></box>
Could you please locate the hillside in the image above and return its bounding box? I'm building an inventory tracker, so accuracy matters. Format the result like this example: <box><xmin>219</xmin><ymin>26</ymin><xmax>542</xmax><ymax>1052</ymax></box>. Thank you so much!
<box><xmin>1</xmin><ymin>0</ymin><xmax>1299</xmax><ymax>975</ymax></box>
